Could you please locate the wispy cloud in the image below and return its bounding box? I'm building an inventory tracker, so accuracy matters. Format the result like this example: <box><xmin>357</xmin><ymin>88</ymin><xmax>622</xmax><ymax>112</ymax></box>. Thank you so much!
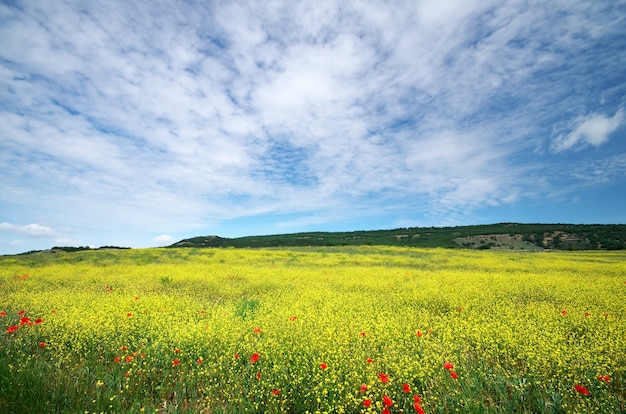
<box><xmin>552</xmin><ymin>109</ymin><xmax>624</xmax><ymax>152</ymax></box>
<box><xmin>1</xmin><ymin>0</ymin><xmax>625</xmax><ymax>253</ymax></box>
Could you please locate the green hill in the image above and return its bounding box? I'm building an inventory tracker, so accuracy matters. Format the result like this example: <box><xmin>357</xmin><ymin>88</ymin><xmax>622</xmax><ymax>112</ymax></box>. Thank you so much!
<box><xmin>170</xmin><ymin>223</ymin><xmax>626</xmax><ymax>250</ymax></box>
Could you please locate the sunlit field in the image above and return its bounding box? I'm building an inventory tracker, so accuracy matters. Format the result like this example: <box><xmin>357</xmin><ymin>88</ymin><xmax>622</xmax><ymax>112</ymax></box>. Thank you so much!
<box><xmin>1</xmin><ymin>247</ymin><xmax>624</xmax><ymax>413</ymax></box>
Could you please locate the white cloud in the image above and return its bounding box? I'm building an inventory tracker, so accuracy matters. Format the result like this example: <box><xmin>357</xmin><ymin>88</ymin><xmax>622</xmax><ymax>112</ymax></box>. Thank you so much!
<box><xmin>553</xmin><ymin>109</ymin><xmax>624</xmax><ymax>152</ymax></box>
<box><xmin>0</xmin><ymin>222</ymin><xmax>55</xmax><ymax>238</ymax></box>
<box><xmin>154</xmin><ymin>234</ymin><xmax>174</xmax><ymax>246</ymax></box>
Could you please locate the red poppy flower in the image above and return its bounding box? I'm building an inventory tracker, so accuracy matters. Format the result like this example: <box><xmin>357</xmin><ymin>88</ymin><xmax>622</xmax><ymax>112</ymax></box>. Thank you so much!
<box><xmin>363</xmin><ymin>399</ymin><xmax>372</xmax><ymax>407</ymax></box>
<box><xmin>197</xmin><ymin>357</ymin><xmax>203</xmax><ymax>364</ymax></box>
<box><xmin>174</xmin><ymin>349</ymin><xmax>180</xmax><ymax>353</ymax></box>
<box><xmin>6</xmin><ymin>325</ymin><xmax>18</xmax><ymax>333</ymax></box>
<box><xmin>561</xmin><ymin>310</ymin><xmax>568</xmax><ymax>316</ymax></box>
<box><xmin>443</xmin><ymin>362</ymin><xmax>454</xmax><ymax>370</ymax></box>
<box><xmin>416</xmin><ymin>330</ymin><xmax>423</xmax><ymax>337</ymax></box>
<box><xmin>19</xmin><ymin>317</ymin><xmax>31</xmax><ymax>326</ymax></box>
<box><xmin>17</xmin><ymin>310</ymin><xmax>26</xmax><ymax>316</ymax></box>
<box><xmin>172</xmin><ymin>359</ymin><xmax>180</xmax><ymax>366</ymax></box>
<box><xmin>35</xmin><ymin>318</ymin><xmax>43</xmax><ymax>325</ymax></box>
<box><xmin>414</xmin><ymin>402</ymin><xmax>425</xmax><ymax>414</ymax></box>
<box><xmin>0</xmin><ymin>311</ymin><xmax>6</xmax><ymax>317</ymax></box>
<box><xmin>450</xmin><ymin>371</ymin><xmax>459</xmax><ymax>379</ymax></box>
<box><xmin>383</xmin><ymin>408</ymin><xmax>390</xmax><ymax>414</ymax></box>
<box><xmin>320</xmin><ymin>363</ymin><xmax>328</xmax><ymax>370</ymax></box>
<box><xmin>272</xmin><ymin>389</ymin><xmax>280</xmax><ymax>395</ymax></box>
<box><xmin>256</xmin><ymin>372</ymin><xmax>261</xmax><ymax>380</ymax></box>
<box><xmin>383</xmin><ymin>395</ymin><xmax>393</xmax><ymax>406</ymax></box>
<box><xmin>359</xmin><ymin>383</ymin><xmax>368</xmax><ymax>393</ymax></box>
<box><xmin>134</xmin><ymin>297</ymin><xmax>139</xmax><ymax>300</ymax></box>
<box><xmin>113</xmin><ymin>357</ymin><xmax>121</xmax><ymax>363</ymax></box>
<box><xmin>39</xmin><ymin>342</ymin><xmax>46</xmax><ymax>348</ymax></box>
<box><xmin>414</xmin><ymin>395</ymin><xmax>421</xmax><ymax>403</ymax></box>
<box><xmin>234</xmin><ymin>353</ymin><xmax>240</xmax><ymax>359</ymax></box>
<box><xmin>457</xmin><ymin>307</ymin><xmax>463</xmax><ymax>312</ymax></box>
<box><xmin>574</xmin><ymin>385</ymin><xmax>589</xmax><ymax>395</ymax></box>
<box><xmin>120</xmin><ymin>346</ymin><xmax>128</xmax><ymax>351</ymax></box>
<box><xmin>126</xmin><ymin>312</ymin><xmax>132</xmax><ymax>317</ymax></box>
<box><xmin>584</xmin><ymin>312</ymin><xmax>590</xmax><ymax>317</ymax></box>
<box><xmin>379</xmin><ymin>372</ymin><xmax>389</xmax><ymax>383</ymax></box>
<box><xmin>250</xmin><ymin>353</ymin><xmax>260</xmax><ymax>363</ymax></box>
<box><xmin>125</xmin><ymin>355</ymin><xmax>133</xmax><ymax>364</ymax></box>
<box><xmin>125</xmin><ymin>372</ymin><xmax>131</xmax><ymax>377</ymax></box>
<box><xmin>51</xmin><ymin>309</ymin><xmax>57</xmax><ymax>313</ymax></box>
<box><xmin>597</xmin><ymin>375</ymin><xmax>611</xmax><ymax>382</ymax></box>
<box><xmin>366</xmin><ymin>358</ymin><xmax>373</xmax><ymax>364</ymax></box>
<box><xmin>253</xmin><ymin>327</ymin><xmax>261</xmax><ymax>334</ymax></box>
<box><xmin>289</xmin><ymin>316</ymin><xmax>297</xmax><ymax>321</ymax></box>
<box><xmin>403</xmin><ymin>383</ymin><xmax>411</xmax><ymax>393</ymax></box>
<box><xmin>360</xmin><ymin>331</ymin><xmax>366</xmax><ymax>337</ymax></box>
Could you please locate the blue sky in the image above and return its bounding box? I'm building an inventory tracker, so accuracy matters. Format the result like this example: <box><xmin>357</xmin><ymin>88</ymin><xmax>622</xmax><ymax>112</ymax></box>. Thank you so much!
<box><xmin>1</xmin><ymin>0</ymin><xmax>625</xmax><ymax>254</ymax></box>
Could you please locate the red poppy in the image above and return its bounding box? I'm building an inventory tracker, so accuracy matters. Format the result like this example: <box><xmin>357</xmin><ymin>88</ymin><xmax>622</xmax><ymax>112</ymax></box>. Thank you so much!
<box><xmin>17</xmin><ymin>310</ymin><xmax>26</xmax><ymax>316</ymax></box>
<box><xmin>256</xmin><ymin>372</ymin><xmax>261</xmax><ymax>380</ymax></box>
<box><xmin>6</xmin><ymin>325</ymin><xmax>18</xmax><ymax>333</ymax></box>
<box><xmin>414</xmin><ymin>402</ymin><xmax>425</xmax><ymax>414</ymax></box>
<box><xmin>416</xmin><ymin>330</ymin><xmax>423</xmax><ymax>337</ymax></box>
<box><xmin>561</xmin><ymin>310</ymin><xmax>568</xmax><ymax>316</ymax></box>
<box><xmin>450</xmin><ymin>371</ymin><xmax>459</xmax><ymax>379</ymax></box>
<box><xmin>120</xmin><ymin>346</ymin><xmax>128</xmax><ymax>350</ymax></box>
<box><xmin>113</xmin><ymin>357</ymin><xmax>121</xmax><ymax>363</ymax></box>
<box><xmin>383</xmin><ymin>395</ymin><xmax>393</xmax><ymax>406</ymax></box>
<box><xmin>363</xmin><ymin>399</ymin><xmax>372</xmax><ymax>407</ymax></box>
<box><xmin>19</xmin><ymin>317</ymin><xmax>30</xmax><ymax>326</ymax></box>
<box><xmin>360</xmin><ymin>331</ymin><xmax>366</xmax><ymax>337</ymax></box>
<box><xmin>414</xmin><ymin>395</ymin><xmax>422</xmax><ymax>403</ymax></box>
<box><xmin>125</xmin><ymin>372</ymin><xmax>131</xmax><ymax>377</ymax></box>
<box><xmin>51</xmin><ymin>309</ymin><xmax>57</xmax><ymax>313</ymax></box>
<box><xmin>366</xmin><ymin>358</ymin><xmax>373</xmax><ymax>364</ymax></box>
<box><xmin>403</xmin><ymin>383</ymin><xmax>411</xmax><ymax>393</ymax></box>
<box><xmin>250</xmin><ymin>353</ymin><xmax>260</xmax><ymax>363</ymax></box>
<box><xmin>234</xmin><ymin>353</ymin><xmax>240</xmax><ymax>359</ymax></box>
<box><xmin>172</xmin><ymin>359</ymin><xmax>180</xmax><ymax>366</ymax></box>
<box><xmin>574</xmin><ymin>385</ymin><xmax>589</xmax><ymax>395</ymax></box>
<box><xmin>125</xmin><ymin>355</ymin><xmax>133</xmax><ymax>364</ymax></box>
<box><xmin>134</xmin><ymin>297</ymin><xmax>139</xmax><ymax>300</ymax></box>
<box><xmin>383</xmin><ymin>408</ymin><xmax>390</xmax><ymax>414</ymax></box>
<box><xmin>584</xmin><ymin>312</ymin><xmax>590</xmax><ymax>317</ymax></box>
<box><xmin>126</xmin><ymin>312</ymin><xmax>132</xmax><ymax>317</ymax></box>
<box><xmin>597</xmin><ymin>375</ymin><xmax>611</xmax><ymax>382</ymax></box>
<box><xmin>289</xmin><ymin>316</ymin><xmax>297</xmax><ymax>321</ymax></box>
<box><xmin>359</xmin><ymin>383</ymin><xmax>368</xmax><ymax>393</ymax></box>
<box><xmin>174</xmin><ymin>349</ymin><xmax>180</xmax><ymax>353</ymax></box>
<box><xmin>197</xmin><ymin>357</ymin><xmax>203</xmax><ymax>364</ymax></box>
<box><xmin>379</xmin><ymin>372</ymin><xmax>389</xmax><ymax>383</ymax></box>
<box><xmin>272</xmin><ymin>389</ymin><xmax>280</xmax><ymax>395</ymax></box>
<box><xmin>0</xmin><ymin>311</ymin><xmax>6</xmax><ymax>317</ymax></box>
<box><xmin>253</xmin><ymin>327</ymin><xmax>261</xmax><ymax>334</ymax></box>
<box><xmin>39</xmin><ymin>342</ymin><xmax>45</xmax><ymax>348</ymax></box>
<box><xmin>320</xmin><ymin>363</ymin><xmax>328</xmax><ymax>370</ymax></box>
<box><xmin>443</xmin><ymin>362</ymin><xmax>454</xmax><ymax>370</ymax></box>
<box><xmin>457</xmin><ymin>307</ymin><xmax>463</xmax><ymax>312</ymax></box>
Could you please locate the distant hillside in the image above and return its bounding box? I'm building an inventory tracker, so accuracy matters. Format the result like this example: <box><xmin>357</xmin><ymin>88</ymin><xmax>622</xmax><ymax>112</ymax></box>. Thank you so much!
<box><xmin>170</xmin><ymin>223</ymin><xmax>626</xmax><ymax>251</ymax></box>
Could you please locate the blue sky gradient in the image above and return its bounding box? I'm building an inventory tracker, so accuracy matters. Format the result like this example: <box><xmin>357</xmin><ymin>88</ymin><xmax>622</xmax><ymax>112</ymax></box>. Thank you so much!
<box><xmin>1</xmin><ymin>0</ymin><xmax>625</xmax><ymax>254</ymax></box>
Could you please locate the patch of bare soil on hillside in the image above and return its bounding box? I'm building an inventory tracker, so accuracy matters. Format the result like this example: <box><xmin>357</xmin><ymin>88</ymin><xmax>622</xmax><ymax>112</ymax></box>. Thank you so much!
<box><xmin>454</xmin><ymin>234</ymin><xmax>545</xmax><ymax>251</ymax></box>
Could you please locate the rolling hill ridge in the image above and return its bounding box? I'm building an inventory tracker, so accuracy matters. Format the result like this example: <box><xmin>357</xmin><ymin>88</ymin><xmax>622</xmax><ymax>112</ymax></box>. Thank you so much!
<box><xmin>170</xmin><ymin>223</ymin><xmax>626</xmax><ymax>251</ymax></box>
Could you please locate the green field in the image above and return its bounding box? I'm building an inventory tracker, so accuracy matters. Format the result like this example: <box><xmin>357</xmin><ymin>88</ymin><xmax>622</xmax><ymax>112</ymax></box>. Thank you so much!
<box><xmin>1</xmin><ymin>247</ymin><xmax>625</xmax><ymax>413</ymax></box>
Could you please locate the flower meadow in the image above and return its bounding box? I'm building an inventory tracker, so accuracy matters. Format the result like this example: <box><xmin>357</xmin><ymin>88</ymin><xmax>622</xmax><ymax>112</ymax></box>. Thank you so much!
<box><xmin>1</xmin><ymin>246</ymin><xmax>625</xmax><ymax>413</ymax></box>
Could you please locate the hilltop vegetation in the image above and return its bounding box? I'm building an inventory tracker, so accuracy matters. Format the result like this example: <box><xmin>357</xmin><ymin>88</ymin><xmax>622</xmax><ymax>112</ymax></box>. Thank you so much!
<box><xmin>171</xmin><ymin>223</ymin><xmax>626</xmax><ymax>250</ymax></box>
